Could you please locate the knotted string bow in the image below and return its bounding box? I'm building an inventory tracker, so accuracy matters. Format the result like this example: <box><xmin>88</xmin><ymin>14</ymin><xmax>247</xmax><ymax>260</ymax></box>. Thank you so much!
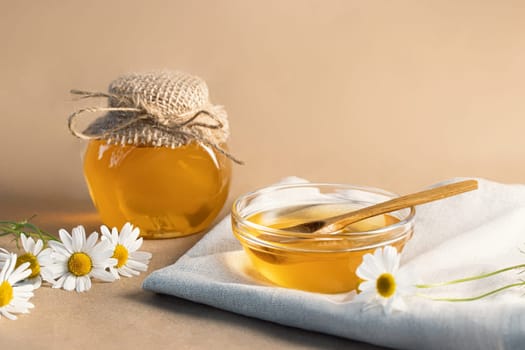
<box><xmin>67</xmin><ymin>71</ymin><xmax>243</xmax><ymax>164</ymax></box>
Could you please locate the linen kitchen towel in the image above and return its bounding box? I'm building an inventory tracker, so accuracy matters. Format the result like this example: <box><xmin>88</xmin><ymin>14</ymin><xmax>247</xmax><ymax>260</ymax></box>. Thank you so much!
<box><xmin>143</xmin><ymin>177</ymin><xmax>525</xmax><ymax>350</ymax></box>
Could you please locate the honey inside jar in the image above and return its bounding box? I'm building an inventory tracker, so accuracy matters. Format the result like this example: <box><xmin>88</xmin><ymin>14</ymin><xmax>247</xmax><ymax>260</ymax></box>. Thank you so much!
<box><xmin>84</xmin><ymin>140</ymin><xmax>231</xmax><ymax>238</ymax></box>
<box><xmin>233</xmin><ymin>202</ymin><xmax>413</xmax><ymax>294</ymax></box>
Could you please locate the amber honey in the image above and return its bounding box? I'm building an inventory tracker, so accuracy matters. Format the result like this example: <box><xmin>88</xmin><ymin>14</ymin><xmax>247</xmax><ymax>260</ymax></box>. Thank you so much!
<box><xmin>232</xmin><ymin>184</ymin><xmax>415</xmax><ymax>294</ymax></box>
<box><xmin>84</xmin><ymin>140</ymin><xmax>231</xmax><ymax>238</ymax></box>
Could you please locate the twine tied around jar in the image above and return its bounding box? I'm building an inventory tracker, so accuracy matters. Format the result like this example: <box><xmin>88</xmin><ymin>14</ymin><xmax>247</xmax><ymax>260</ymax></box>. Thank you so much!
<box><xmin>68</xmin><ymin>71</ymin><xmax>243</xmax><ymax>164</ymax></box>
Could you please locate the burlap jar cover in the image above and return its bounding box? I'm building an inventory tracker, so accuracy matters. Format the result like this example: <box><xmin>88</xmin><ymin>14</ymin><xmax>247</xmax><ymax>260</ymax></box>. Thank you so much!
<box><xmin>68</xmin><ymin>71</ymin><xmax>242</xmax><ymax>164</ymax></box>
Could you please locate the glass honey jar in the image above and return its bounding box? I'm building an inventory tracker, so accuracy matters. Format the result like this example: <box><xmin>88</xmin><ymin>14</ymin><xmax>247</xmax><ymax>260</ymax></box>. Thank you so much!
<box><xmin>69</xmin><ymin>71</ymin><xmax>239</xmax><ymax>238</ymax></box>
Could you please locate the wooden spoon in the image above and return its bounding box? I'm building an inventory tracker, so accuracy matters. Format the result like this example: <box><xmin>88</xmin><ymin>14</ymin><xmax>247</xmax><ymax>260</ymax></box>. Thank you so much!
<box><xmin>283</xmin><ymin>179</ymin><xmax>478</xmax><ymax>234</ymax></box>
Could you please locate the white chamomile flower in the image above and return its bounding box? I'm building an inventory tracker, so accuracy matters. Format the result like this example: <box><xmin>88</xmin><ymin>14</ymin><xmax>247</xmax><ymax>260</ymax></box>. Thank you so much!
<box><xmin>354</xmin><ymin>245</ymin><xmax>415</xmax><ymax>314</ymax></box>
<box><xmin>10</xmin><ymin>234</ymin><xmax>55</xmax><ymax>288</ymax></box>
<box><xmin>100</xmin><ymin>223</ymin><xmax>152</xmax><ymax>279</ymax></box>
<box><xmin>0</xmin><ymin>253</ymin><xmax>35</xmax><ymax>320</ymax></box>
<box><xmin>48</xmin><ymin>225</ymin><xmax>116</xmax><ymax>292</ymax></box>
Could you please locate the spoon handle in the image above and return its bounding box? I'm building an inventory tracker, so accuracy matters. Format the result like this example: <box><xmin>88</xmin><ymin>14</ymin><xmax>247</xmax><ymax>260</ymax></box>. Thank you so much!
<box><xmin>317</xmin><ymin>179</ymin><xmax>478</xmax><ymax>234</ymax></box>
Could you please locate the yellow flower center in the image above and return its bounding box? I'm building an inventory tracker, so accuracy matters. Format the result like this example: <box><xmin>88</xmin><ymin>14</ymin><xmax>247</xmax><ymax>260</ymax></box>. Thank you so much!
<box><xmin>16</xmin><ymin>253</ymin><xmax>40</xmax><ymax>279</ymax></box>
<box><xmin>376</xmin><ymin>273</ymin><xmax>396</xmax><ymax>298</ymax></box>
<box><xmin>68</xmin><ymin>252</ymin><xmax>93</xmax><ymax>276</ymax></box>
<box><xmin>112</xmin><ymin>244</ymin><xmax>129</xmax><ymax>268</ymax></box>
<box><xmin>0</xmin><ymin>281</ymin><xmax>13</xmax><ymax>307</ymax></box>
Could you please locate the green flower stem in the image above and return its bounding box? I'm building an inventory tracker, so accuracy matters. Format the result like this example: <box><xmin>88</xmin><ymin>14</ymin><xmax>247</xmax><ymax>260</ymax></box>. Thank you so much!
<box><xmin>416</xmin><ymin>264</ymin><xmax>525</xmax><ymax>289</ymax></box>
<box><xmin>417</xmin><ymin>281</ymin><xmax>525</xmax><ymax>302</ymax></box>
<box><xmin>0</xmin><ymin>218</ymin><xmax>59</xmax><ymax>245</ymax></box>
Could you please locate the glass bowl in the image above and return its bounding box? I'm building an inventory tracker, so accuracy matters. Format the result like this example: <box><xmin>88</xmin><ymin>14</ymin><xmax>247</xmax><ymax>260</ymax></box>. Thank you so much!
<box><xmin>231</xmin><ymin>183</ymin><xmax>415</xmax><ymax>294</ymax></box>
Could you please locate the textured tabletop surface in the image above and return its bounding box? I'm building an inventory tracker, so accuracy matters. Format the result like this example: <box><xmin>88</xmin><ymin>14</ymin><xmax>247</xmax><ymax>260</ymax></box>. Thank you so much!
<box><xmin>0</xmin><ymin>197</ymin><xmax>384</xmax><ymax>350</ymax></box>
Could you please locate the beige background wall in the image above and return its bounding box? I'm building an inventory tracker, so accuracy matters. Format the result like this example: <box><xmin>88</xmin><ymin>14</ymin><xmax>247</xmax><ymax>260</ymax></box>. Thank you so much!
<box><xmin>1</xmin><ymin>0</ymin><xmax>525</xmax><ymax>203</ymax></box>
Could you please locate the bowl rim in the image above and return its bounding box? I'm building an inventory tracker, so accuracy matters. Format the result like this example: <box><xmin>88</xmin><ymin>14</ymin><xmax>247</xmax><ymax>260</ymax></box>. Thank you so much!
<box><xmin>231</xmin><ymin>182</ymin><xmax>416</xmax><ymax>241</ymax></box>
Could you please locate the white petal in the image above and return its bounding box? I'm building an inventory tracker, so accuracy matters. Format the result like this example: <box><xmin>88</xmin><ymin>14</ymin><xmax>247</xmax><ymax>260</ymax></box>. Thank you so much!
<box><xmin>27</xmin><ymin>236</ymin><xmax>36</xmax><ymax>253</ymax></box>
<box><xmin>85</xmin><ymin>232</ymin><xmax>99</xmax><ymax>251</ymax></box>
<box><xmin>83</xmin><ymin>275</ymin><xmax>92</xmax><ymax>291</ymax></box>
<box><xmin>11</xmin><ymin>300</ymin><xmax>34</xmax><ymax>311</ymax></box>
<box><xmin>47</xmin><ymin>263</ymin><xmax>68</xmax><ymax>277</ymax></box>
<box><xmin>37</xmin><ymin>248</ymin><xmax>54</xmax><ymax>266</ymax></box>
<box><xmin>93</xmin><ymin>257</ymin><xmax>117</xmax><ymax>270</ymax></box>
<box><xmin>119</xmin><ymin>265</ymin><xmax>139</xmax><ymax>277</ymax></box>
<box><xmin>77</xmin><ymin>277</ymin><xmax>85</xmax><ymax>292</ymax></box>
<box><xmin>4</xmin><ymin>254</ymin><xmax>18</xmax><ymax>281</ymax></box>
<box><xmin>108</xmin><ymin>258</ymin><xmax>118</xmax><ymax>268</ymax></box>
<box><xmin>72</xmin><ymin>226</ymin><xmax>87</xmax><ymax>252</ymax></box>
<box><xmin>40</xmin><ymin>267</ymin><xmax>56</xmax><ymax>283</ymax></box>
<box><xmin>52</xmin><ymin>252</ymin><xmax>69</xmax><ymax>262</ymax></box>
<box><xmin>108</xmin><ymin>267</ymin><xmax>120</xmax><ymax>279</ymax></box>
<box><xmin>358</xmin><ymin>279</ymin><xmax>376</xmax><ymax>292</ymax></box>
<box><xmin>382</xmin><ymin>297</ymin><xmax>395</xmax><ymax>315</ymax></box>
<box><xmin>117</xmin><ymin>230</ymin><xmax>127</xmax><ymax>245</ymax></box>
<box><xmin>0</xmin><ymin>249</ymin><xmax>9</xmax><ymax>265</ymax></box>
<box><xmin>28</xmin><ymin>276</ymin><xmax>42</xmax><ymax>289</ymax></box>
<box><xmin>58</xmin><ymin>229</ymin><xmax>74</xmax><ymax>252</ymax></box>
<box><xmin>52</xmin><ymin>275</ymin><xmax>67</xmax><ymax>289</ymax></box>
<box><xmin>33</xmin><ymin>239</ymin><xmax>44</xmax><ymax>255</ymax></box>
<box><xmin>391</xmin><ymin>296</ymin><xmax>407</xmax><ymax>312</ymax></box>
<box><xmin>0</xmin><ymin>309</ymin><xmax>18</xmax><ymax>320</ymax></box>
<box><xmin>12</xmin><ymin>293</ymin><xmax>34</xmax><ymax>304</ymax></box>
<box><xmin>76</xmin><ymin>276</ymin><xmax>91</xmax><ymax>292</ymax></box>
<box><xmin>131</xmin><ymin>225</ymin><xmax>141</xmax><ymax>238</ymax></box>
<box><xmin>20</xmin><ymin>234</ymin><xmax>30</xmax><ymax>253</ymax></box>
<box><xmin>353</xmin><ymin>289</ymin><xmax>376</xmax><ymax>303</ymax></box>
<box><xmin>48</xmin><ymin>241</ymin><xmax>70</xmax><ymax>257</ymax></box>
<box><xmin>0</xmin><ymin>254</ymin><xmax>13</xmax><ymax>281</ymax></box>
<box><xmin>112</xmin><ymin>227</ymin><xmax>119</xmax><ymax>243</ymax></box>
<box><xmin>126</xmin><ymin>237</ymin><xmax>143</xmax><ymax>253</ymax></box>
<box><xmin>126</xmin><ymin>259</ymin><xmax>148</xmax><ymax>272</ymax></box>
<box><xmin>8</xmin><ymin>262</ymin><xmax>31</xmax><ymax>284</ymax></box>
<box><xmin>382</xmin><ymin>246</ymin><xmax>400</xmax><ymax>273</ymax></box>
<box><xmin>90</xmin><ymin>268</ymin><xmax>115</xmax><ymax>282</ymax></box>
<box><xmin>396</xmin><ymin>270</ymin><xmax>416</xmax><ymax>291</ymax></box>
<box><xmin>77</xmin><ymin>276</ymin><xmax>86</xmax><ymax>292</ymax></box>
<box><xmin>90</xmin><ymin>241</ymin><xmax>114</xmax><ymax>261</ymax></box>
<box><xmin>361</xmin><ymin>253</ymin><xmax>384</xmax><ymax>277</ymax></box>
<box><xmin>100</xmin><ymin>225</ymin><xmax>112</xmax><ymax>240</ymax></box>
<box><xmin>373</xmin><ymin>248</ymin><xmax>389</xmax><ymax>271</ymax></box>
<box><xmin>63</xmin><ymin>274</ymin><xmax>77</xmax><ymax>291</ymax></box>
<box><xmin>13</xmin><ymin>283</ymin><xmax>34</xmax><ymax>293</ymax></box>
<box><xmin>356</xmin><ymin>263</ymin><xmax>379</xmax><ymax>281</ymax></box>
<box><xmin>124</xmin><ymin>226</ymin><xmax>141</xmax><ymax>246</ymax></box>
<box><xmin>130</xmin><ymin>250</ymin><xmax>152</xmax><ymax>262</ymax></box>
<box><xmin>117</xmin><ymin>268</ymin><xmax>134</xmax><ymax>277</ymax></box>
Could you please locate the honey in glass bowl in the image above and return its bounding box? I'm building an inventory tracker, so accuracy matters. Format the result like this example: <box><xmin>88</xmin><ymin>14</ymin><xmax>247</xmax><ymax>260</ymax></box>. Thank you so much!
<box><xmin>232</xmin><ymin>183</ymin><xmax>415</xmax><ymax>294</ymax></box>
